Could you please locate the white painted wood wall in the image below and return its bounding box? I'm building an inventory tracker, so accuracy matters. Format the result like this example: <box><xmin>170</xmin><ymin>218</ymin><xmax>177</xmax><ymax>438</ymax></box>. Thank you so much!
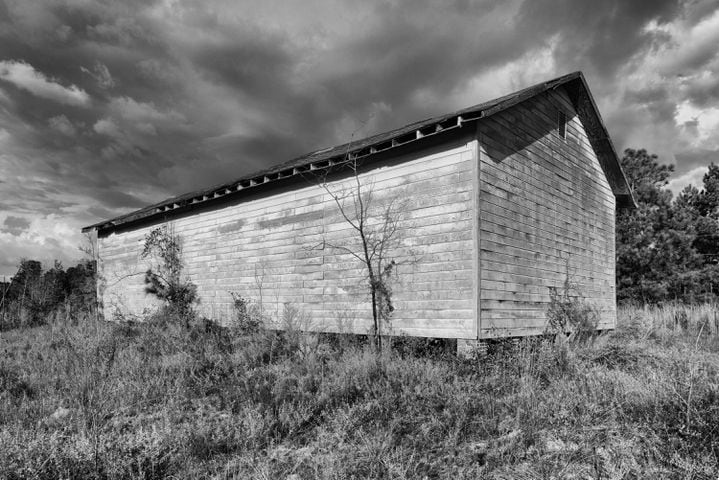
<box><xmin>98</xmin><ymin>139</ymin><xmax>479</xmax><ymax>338</ymax></box>
<box><xmin>477</xmin><ymin>89</ymin><xmax>616</xmax><ymax>338</ymax></box>
<box><xmin>97</xmin><ymin>86</ymin><xmax>617</xmax><ymax>339</ymax></box>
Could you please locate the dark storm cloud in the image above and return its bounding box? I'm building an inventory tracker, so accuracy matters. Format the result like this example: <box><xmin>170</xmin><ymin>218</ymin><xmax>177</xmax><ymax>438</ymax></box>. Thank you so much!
<box><xmin>671</xmin><ymin>39</ymin><xmax>718</xmax><ymax>73</ymax></box>
<box><xmin>1</xmin><ymin>0</ymin><xmax>719</xmax><ymax>275</ymax></box>
<box><xmin>0</xmin><ymin>0</ymin><xmax>691</xmax><ymax>210</ymax></box>
<box><xmin>510</xmin><ymin>0</ymin><xmax>690</xmax><ymax>161</ymax></box>
<box><xmin>306</xmin><ymin>1</ymin><xmax>538</xmax><ymax>121</ymax></box>
<box><xmin>87</xmin><ymin>189</ymin><xmax>149</xmax><ymax>210</ymax></box>
<box><xmin>676</xmin><ymin>149</ymin><xmax>719</xmax><ymax>168</ymax></box>
<box><xmin>190</xmin><ymin>30</ymin><xmax>294</xmax><ymax>98</ymax></box>
<box><xmin>516</xmin><ymin>0</ymin><xmax>683</xmax><ymax>79</ymax></box>
<box><xmin>623</xmin><ymin>85</ymin><xmax>678</xmax><ymax>129</ymax></box>
<box><xmin>2</xmin><ymin>216</ymin><xmax>30</xmax><ymax>235</ymax></box>
<box><xmin>684</xmin><ymin>78</ymin><xmax>719</xmax><ymax>108</ymax></box>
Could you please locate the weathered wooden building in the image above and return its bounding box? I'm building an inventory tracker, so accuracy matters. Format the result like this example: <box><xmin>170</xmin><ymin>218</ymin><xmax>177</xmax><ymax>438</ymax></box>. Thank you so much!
<box><xmin>83</xmin><ymin>71</ymin><xmax>633</xmax><ymax>342</ymax></box>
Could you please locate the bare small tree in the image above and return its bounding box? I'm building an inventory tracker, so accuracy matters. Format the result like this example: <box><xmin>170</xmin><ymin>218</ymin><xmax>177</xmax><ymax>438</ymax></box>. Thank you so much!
<box><xmin>79</xmin><ymin>231</ymin><xmax>98</xmax><ymax>260</ymax></box>
<box><xmin>315</xmin><ymin>156</ymin><xmax>407</xmax><ymax>350</ymax></box>
<box><xmin>78</xmin><ymin>231</ymin><xmax>100</xmax><ymax>321</ymax></box>
<box><xmin>0</xmin><ymin>275</ymin><xmax>10</xmax><ymax>327</ymax></box>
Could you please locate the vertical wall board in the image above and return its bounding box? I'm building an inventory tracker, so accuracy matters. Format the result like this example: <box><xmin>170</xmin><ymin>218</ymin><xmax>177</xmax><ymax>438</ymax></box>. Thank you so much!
<box><xmin>98</xmin><ymin>138</ymin><xmax>479</xmax><ymax>339</ymax></box>
<box><xmin>477</xmin><ymin>87</ymin><xmax>616</xmax><ymax>339</ymax></box>
<box><xmin>469</xmin><ymin>139</ymin><xmax>481</xmax><ymax>339</ymax></box>
<box><xmin>472</xmin><ymin>135</ymin><xmax>481</xmax><ymax>340</ymax></box>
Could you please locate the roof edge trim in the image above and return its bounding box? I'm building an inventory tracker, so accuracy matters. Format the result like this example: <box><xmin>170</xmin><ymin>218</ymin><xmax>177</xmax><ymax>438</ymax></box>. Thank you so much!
<box><xmin>83</xmin><ymin>71</ymin><xmax>635</xmax><ymax>233</ymax></box>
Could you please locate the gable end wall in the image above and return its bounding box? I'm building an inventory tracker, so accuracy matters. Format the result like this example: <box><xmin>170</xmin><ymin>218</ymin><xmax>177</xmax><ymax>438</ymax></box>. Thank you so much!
<box><xmin>477</xmin><ymin>88</ymin><xmax>616</xmax><ymax>338</ymax></box>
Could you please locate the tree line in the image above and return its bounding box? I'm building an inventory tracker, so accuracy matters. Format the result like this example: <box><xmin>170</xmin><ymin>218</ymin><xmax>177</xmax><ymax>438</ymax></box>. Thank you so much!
<box><xmin>0</xmin><ymin>259</ymin><xmax>96</xmax><ymax>330</ymax></box>
<box><xmin>617</xmin><ymin>148</ymin><xmax>719</xmax><ymax>304</ymax></box>
<box><xmin>0</xmin><ymin>146</ymin><xmax>717</xmax><ymax>330</ymax></box>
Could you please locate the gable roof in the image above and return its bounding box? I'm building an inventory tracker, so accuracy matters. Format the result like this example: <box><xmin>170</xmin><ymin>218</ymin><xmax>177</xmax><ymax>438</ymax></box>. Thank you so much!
<box><xmin>83</xmin><ymin>71</ymin><xmax>634</xmax><ymax>233</ymax></box>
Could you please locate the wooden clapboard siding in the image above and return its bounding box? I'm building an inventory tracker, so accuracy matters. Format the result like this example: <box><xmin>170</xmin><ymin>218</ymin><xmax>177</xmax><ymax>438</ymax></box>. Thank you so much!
<box><xmin>477</xmin><ymin>87</ymin><xmax>616</xmax><ymax>339</ymax></box>
<box><xmin>97</xmin><ymin>78</ymin><xmax>623</xmax><ymax>341</ymax></box>
<box><xmin>98</xmin><ymin>138</ymin><xmax>479</xmax><ymax>338</ymax></box>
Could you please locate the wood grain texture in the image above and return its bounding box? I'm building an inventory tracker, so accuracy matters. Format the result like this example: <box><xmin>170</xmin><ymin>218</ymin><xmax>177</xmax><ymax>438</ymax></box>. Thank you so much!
<box><xmin>97</xmin><ymin>85</ymin><xmax>618</xmax><ymax>341</ymax></box>
<box><xmin>477</xmin><ymin>87</ymin><xmax>616</xmax><ymax>339</ymax></box>
<box><xmin>98</xmin><ymin>140</ymin><xmax>478</xmax><ymax>339</ymax></box>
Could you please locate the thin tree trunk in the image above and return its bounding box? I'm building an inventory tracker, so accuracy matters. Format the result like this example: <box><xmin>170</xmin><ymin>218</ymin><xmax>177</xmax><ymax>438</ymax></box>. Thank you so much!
<box><xmin>370</xmin><ymin>282</ymin><xmax>379</xmax><ymax>350</ymax></box>
<box><xmin>0</xmin><ymin>276</ymin><xmax>6</xmax><ymax>327</ymax></box>
<box><xmin>20</xmin><ymin>276</ymin><xmax>28</xmax><ymax>326</ymax></box>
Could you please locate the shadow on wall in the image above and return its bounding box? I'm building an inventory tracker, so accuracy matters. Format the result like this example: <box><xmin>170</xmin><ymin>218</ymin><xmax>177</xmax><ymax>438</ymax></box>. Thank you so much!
<box><xmin>480</xmin><ymin>96</ymin><xmax>571</xmax><ymax>165</ymax></box>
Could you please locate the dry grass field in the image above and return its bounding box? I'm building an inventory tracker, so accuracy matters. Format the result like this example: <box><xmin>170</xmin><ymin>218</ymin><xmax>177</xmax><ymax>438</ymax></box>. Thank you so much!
<box><xmin>1</xmin><ymin>304</ymin><xmax>718</xmax><ymax>479</ymax></box>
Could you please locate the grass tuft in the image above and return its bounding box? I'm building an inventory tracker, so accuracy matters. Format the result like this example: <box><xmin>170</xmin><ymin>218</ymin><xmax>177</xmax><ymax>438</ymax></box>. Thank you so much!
<box><xmin>0</xmin><ymin>304</ymin><xmax>718</xmax><ymax>478</ymax></box>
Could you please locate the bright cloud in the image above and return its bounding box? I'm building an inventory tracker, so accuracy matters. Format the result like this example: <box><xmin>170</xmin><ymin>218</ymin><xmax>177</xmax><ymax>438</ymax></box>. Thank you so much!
<box><xmin>93</xmin><ymin>118</ymin><xmax>121</xmax><ymax>137</ymax></box>
<box><xmin>647</xmin><ymin>9</ymin><xmax>719</xmax><ymax>77</ymax></box>
<box><xmin>48</xmin><ymin>115</ymin><xmax>77</xmax><ymax>136</ymax></box>
<box><xmin>108</xmin><ymin>96</ymin><xmax>183</xmax><ymax>124</ymax></box>
<box><xmin>80</xmin><ymin>62</ymin><xmax>115</xmax><ymax>89</ymax></box>
<box><xmin>675</xmin><ymin>101</ymin><xmax>719</xmax><ymax>150</ymax></box>
<box><xmin>612</xmin><ymin>6</ymin><xmax>719</xmax><ymax>172</ymax></box>
<box><xmin>667</xmin><ymin>165</ymin><xmax>708</xmax><ymax>196</ymax></box>
<box><xmin>0</xmin><ymin>213</ymin><xmax>85</xmax><ymax>276</ymax></box>
<box><xmin>0</xmin><ymin>60</ymin><xmax>90</xmax><ymax>106</ymax></box>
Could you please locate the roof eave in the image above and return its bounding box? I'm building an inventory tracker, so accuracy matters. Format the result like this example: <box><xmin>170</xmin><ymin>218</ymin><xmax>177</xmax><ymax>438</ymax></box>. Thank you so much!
<box><xmin>82</xmin><ymin>71</ymin><xmax>636</xmax><ymax>233</ymax></box>
<box><xmin>561</xmin><ymin>73</ymin><xmax>637</xmax><ymax>209</ymax></box>
<box><xmin>82</xmin><ymin>113</ymin><xmax>485</xmax><ymax>233</ymax></box>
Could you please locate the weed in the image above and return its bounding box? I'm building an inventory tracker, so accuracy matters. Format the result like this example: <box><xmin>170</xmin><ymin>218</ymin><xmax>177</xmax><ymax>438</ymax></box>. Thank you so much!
<box><xmin>141</xmin><ymin>226</ymin><xmax>198</xmax><ymax>323</ymax></box>
<box><xmin>546</xmin><ymin>276</ymin><xmax>600</xmax><ymax>345</ymax></box>
<box><xmin>0</xmin><ymin>364</ymin><xmax>35</xmax><ymax>401</ymax></box>
<box><xmin>229</xmin><ymin>292</ymin><xmax>262</xmax><ymax>334</ymax></box>
<box><xmin>1</xmin><ymin>304</ymin><xmax>718</xmax><ymax>477</ymax></box>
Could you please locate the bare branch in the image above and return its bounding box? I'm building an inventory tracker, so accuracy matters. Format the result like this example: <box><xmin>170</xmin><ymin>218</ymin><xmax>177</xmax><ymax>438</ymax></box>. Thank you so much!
<box><xmin>325</xmin><ymin>243</ymin><xmax>368</xmax><ymax>266</ymax></box>
<box><xmin>353</xmin><ymin>158</ymin><xmax>366</xmax><ymax>231</ymax></box>
<box><xmin>306</xmin><ymin>131</ymin><xmax>414</xmax><ymax>351</ymax></box>
<box><xmin>322</xmin><ymin>182</ymin><xmax>362</xmax><ymax>232</ymax></box>
<box><xmin>106</xmin><ymin>270</ymin><xmax>146</xmax><ymax>287</ymax></box>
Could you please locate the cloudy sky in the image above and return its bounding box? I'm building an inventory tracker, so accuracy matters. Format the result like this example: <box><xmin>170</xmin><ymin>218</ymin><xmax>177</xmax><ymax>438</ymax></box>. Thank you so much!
<box><xmin>1</xmin><ymin>0</ymin><xmax>718</xmax><ymax>276</ymax></box>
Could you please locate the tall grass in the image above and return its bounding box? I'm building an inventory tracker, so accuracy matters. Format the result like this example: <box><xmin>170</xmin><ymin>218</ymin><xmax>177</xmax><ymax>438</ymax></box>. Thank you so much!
<box><xmin>0</xmin><ymin>305</ymin><xmax>718</xmax><ymax>478</ymax></box>
<box><xmin>620</xmin><ymin>303</ymin><xmax>719</xmax><ymax>334</ymax></box>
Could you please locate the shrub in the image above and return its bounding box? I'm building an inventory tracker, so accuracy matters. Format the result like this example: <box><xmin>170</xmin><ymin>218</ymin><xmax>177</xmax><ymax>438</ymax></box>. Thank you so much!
<box><xmin>3</xmin><ymin>302</ymin><xmax>719</xmax><ymax>477</ymax></box>
<box><xmin>141</xmin><ymin>226</ymin><xmax>197</xmax><ymax>323</ymax></box>
<box><xmin>546</xmin><ymin>280</ymin><xmax>600</xmax><ymax>344</ymax></box>
<box><xmin>390</xmin><ymin>335</ymin><xmax>456</xmax><ymax>359</ymax></box>
<box><xmin>229</xmin><ymin>292</ymin><xmax>262</xmax><ymax>334</ymax></box>
<box><xmin>0</xmin><ymin>364</ymin><xmax>35</xmax><ymax>402</ymax></box>
<box><xmin>0</xmin><ymin>428</ymin><xmax>178</xmax><ymax>480</ymax></box>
